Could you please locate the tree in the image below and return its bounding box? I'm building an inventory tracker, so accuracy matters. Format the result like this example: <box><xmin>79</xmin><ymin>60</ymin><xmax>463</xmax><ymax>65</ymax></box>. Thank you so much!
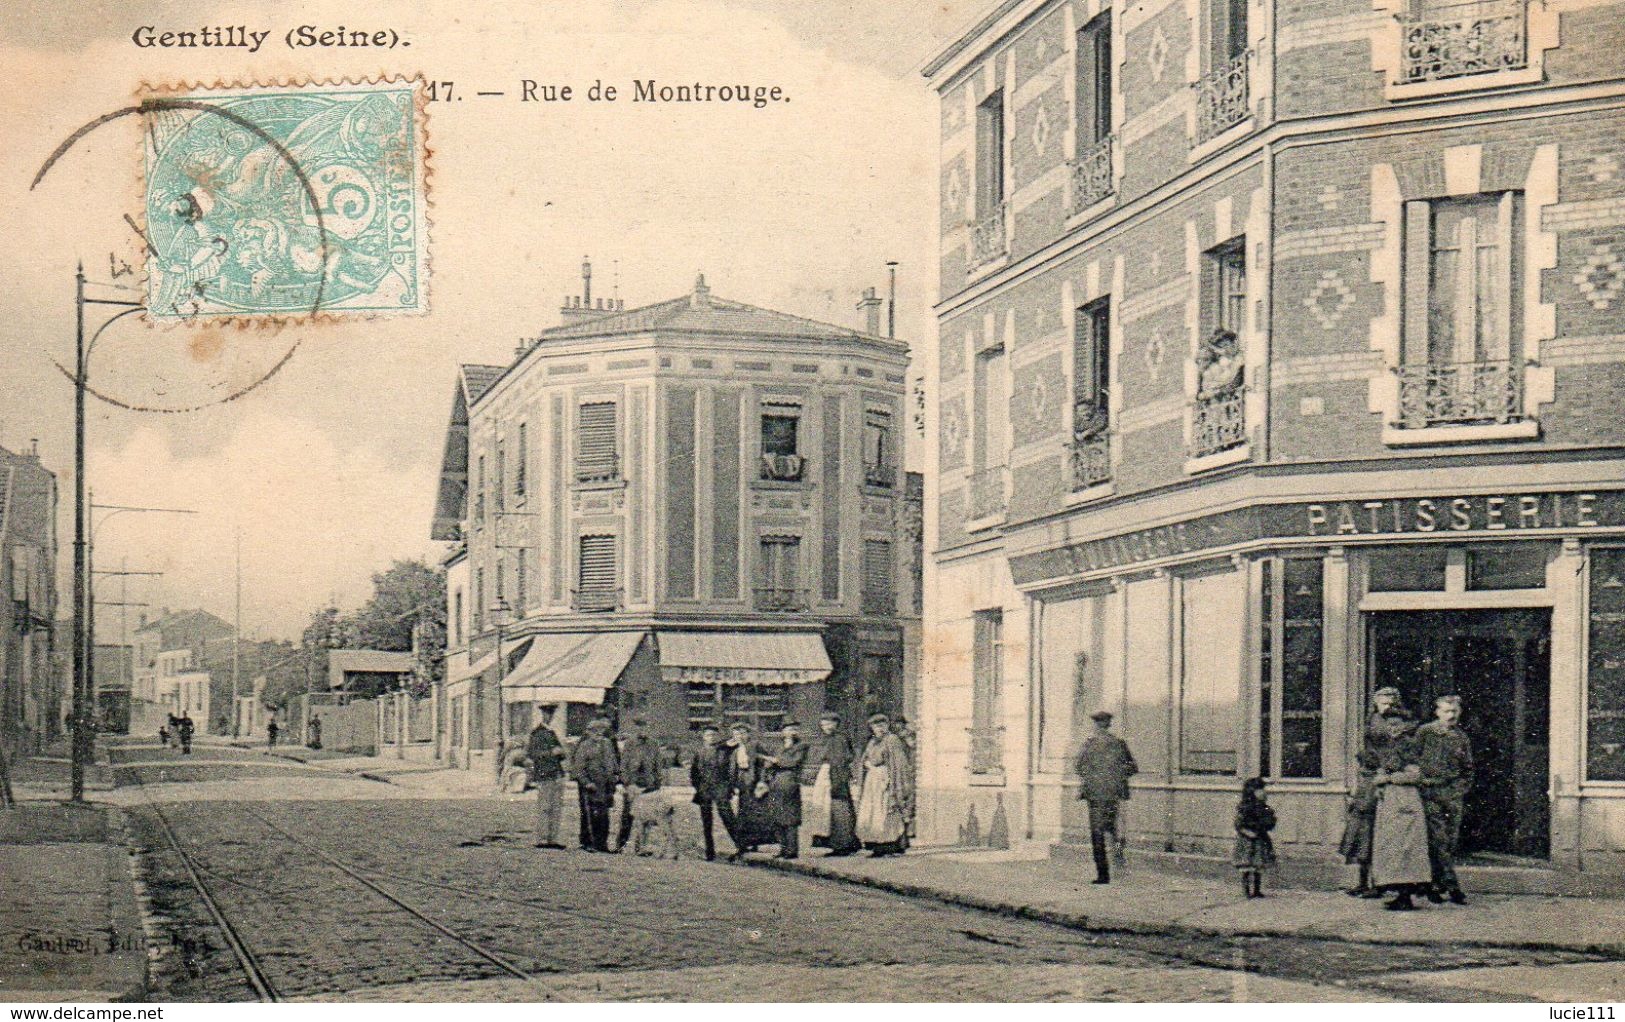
<box><xmin>350</xmin><ymin>560</ymin><xmax>446</xmax><ymax>698</ymax></box>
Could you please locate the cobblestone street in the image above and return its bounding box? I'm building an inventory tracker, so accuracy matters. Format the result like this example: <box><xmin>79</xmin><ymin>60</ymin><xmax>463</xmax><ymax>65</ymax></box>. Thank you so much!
<box><xmin>110</xmin><ymin>752</ymin><xmax>1618</xmax><ymax>1003</ymax></box>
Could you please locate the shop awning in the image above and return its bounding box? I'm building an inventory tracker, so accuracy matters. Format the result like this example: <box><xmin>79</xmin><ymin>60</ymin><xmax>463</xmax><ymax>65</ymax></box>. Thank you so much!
<box><xmin>656</xmin><ymin>631</ymin><xmax>831</xmax><ymax>685</ymax></box>
<box><xmin>500</xmin><ymin>632</ymin><xmax>645</xmax><ymax>705</ymax></box>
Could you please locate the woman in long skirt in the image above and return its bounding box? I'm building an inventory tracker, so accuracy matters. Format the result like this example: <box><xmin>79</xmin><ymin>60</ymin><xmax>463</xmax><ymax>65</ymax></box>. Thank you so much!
<box><xmin>855</xmin><ymin>713</ymin><xmax>913</xmax><ymax>857</ymax></box>
<box><xmin>811</xmin><ymin>712</ymin><xmax>861</xmax><ymax>856</ymax></box>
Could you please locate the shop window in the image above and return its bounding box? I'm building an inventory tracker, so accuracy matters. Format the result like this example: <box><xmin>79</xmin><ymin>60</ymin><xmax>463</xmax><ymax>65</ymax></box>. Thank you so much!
<box><xmin>971</xmin><ymin>609</ymin><xmax>1004</xmax><ymax>775</ymax></box>
<box><xmin>761</xmin><ymin>403</ymin><xmax>804</xmax><ymax>482</ymax></box>
<box><xmin>1260</xmin><ymin>559</ymin><xmax>1325</xmax><ymax>779</ymax></box>
<box><xmin>686</xmin><ymin>682</ymin><xmax>787</xmax><ymax>733</ymax></box>
<box><xmin>1587</xmin><ymin>548</ymin><xmax>1625</xmax><ymax>782</ymax></box>
<box><xmin>1180</xmin><ymin>568</ymin><xmax>1243</xmax><ymax>775</ymax></box>
<box><xmin>1367</xmin><ymin>547</ymin><xmax>1449</xmax><ymax>592</ymax></box>
<box><xmin>1467</xmin><ymin>544</ymin><xmax>1548</xmax><ymax>591</ymax></box>
<box><xmin>576</xmin><ymin>401</ymin><xmax>620</xmax><ymax>483</ymax></box>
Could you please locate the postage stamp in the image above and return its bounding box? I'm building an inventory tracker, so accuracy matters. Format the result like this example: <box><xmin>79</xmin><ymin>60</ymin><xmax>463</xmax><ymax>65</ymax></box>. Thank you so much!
<box><xmin>139</xmin><ymin>77</ymin><xmax>427</xmax><ymax>322</ymax></box>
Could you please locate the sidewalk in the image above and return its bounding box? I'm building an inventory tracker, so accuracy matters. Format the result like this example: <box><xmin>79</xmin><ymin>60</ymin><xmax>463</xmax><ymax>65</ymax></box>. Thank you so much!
<box><xmin>0</xmin><ymin>803</ymin><xmax>146</xmax><ymax>1002</ymax></box>
<box><xmin>747</xmin><ymin>842</ymin><xmax>1625</xmax><ymax>955</ymax></box>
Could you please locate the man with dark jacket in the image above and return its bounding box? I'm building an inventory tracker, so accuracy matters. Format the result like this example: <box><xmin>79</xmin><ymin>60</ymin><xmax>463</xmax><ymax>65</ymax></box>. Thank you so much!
<box><xmin>178</xmin><ymin>713</ymin><xmax>195</xmax><ymax>755</ymax></box>
<box><xmin>1074</xmin><ymin>710</ymin><xmax>1137</xmax><ymax>884</ymax></box>
<box><xmin>571</xmin><ymin>718</ymin><xmax>620</xmax><ymax>852</ymax></box>
<box><xmin>615</xmin><ymin>718</ymin><xmax>664</xmax><ymax>852</ymax></box>
<box><xmin>526</xmin><ymin>716</ymin><xmax>569</xmax><ymax>849</ymax></box>
<box><xmin>689</xmin><ymin>724</ymin><xmax>733</xmax><ymax>861</ymax></box>
<box><xmin>1416</xmin><ymin>695</ymin><xmax>1474</xmax><ymax>904</ymax></box>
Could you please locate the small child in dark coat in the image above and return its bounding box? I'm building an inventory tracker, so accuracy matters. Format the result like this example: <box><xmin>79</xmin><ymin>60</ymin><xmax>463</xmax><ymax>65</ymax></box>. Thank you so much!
<box><xmin>1233</xmin><ymin>777</ymin><xmax>1277</xmax><ymax>899</ymax></box>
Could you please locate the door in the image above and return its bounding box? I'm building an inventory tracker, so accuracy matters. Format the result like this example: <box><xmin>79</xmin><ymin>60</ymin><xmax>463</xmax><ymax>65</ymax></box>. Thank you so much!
<box><xmin>1366</xmin><ymin>609</ymin><xmax>1550</xmax><ymax>859</ymax></box>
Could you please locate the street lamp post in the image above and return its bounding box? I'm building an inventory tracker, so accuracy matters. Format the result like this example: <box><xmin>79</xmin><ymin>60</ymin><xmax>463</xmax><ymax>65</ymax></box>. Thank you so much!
<box><xmin>489</xmin><ymin>600</ymin><xmax>511</xmax><ymax>782</ymax></box>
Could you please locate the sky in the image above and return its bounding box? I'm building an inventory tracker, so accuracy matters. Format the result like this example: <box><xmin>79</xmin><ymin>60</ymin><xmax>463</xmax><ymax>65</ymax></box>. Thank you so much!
<box><xmin>0</xmin><ymin>0</ymin><xmax>986</xmax><ymax>640</ymax></box>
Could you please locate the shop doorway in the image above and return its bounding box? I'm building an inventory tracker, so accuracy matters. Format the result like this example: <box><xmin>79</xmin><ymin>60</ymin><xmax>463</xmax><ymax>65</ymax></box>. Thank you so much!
<box><xmin>1366</xmin><ymin>609</ymin><xmax>1551</xmax><ymax>860</ymax></box>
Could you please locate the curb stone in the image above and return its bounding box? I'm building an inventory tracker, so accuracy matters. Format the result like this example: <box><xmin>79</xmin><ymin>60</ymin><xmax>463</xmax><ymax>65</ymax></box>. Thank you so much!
<box><xmin>742</xmin><ymin>856</ymin><xmax>1625</xmax><ymax>956</ymax></box>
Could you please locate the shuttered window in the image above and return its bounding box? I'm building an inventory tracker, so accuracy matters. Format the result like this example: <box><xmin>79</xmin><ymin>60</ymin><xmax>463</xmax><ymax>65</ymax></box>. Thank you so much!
<box><xmin>864</xmin><ymin>409</ymin><xmax>893</xmax><ymax>487</ymax></box>
<box><xmin>515</xmin><ymin>423</ymin><xmax>528</xmax><ymax>499</ymax></box>
<box><xmin>515</xmin><ymin>558</ymin><xmax>527</xmax><ymax>613</ymax></box>
<box><xmin>576</xmin><ymin>402</ymin><xmax>619</xmax><ymax>482</ymax></box>
<box><xmin>495</xmin><ymin>442</ymin><xmax>506</xmax><ymax>512</ymax></box>
<box><xmin>862</xmin><ymin>539</ymin><xmax>893</xmax><ymax>615</ymax></box>
<box><xmin>1076</xmin><ymin>12</ymin><xmax>1113</xmax><ymax>144</ymax></box>
<box><xmin>577</xmin><ymin>534</ymin><xmax>618</xmax><ymax>611</ymax></box>
<box><xmin>1405</xmin><ymin>193</ymin><xmax>1518</xmax><ymax>366</ymax></box>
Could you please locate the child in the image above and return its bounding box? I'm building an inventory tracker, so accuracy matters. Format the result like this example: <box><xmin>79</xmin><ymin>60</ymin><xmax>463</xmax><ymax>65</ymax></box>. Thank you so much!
<box><xmin>1233</xmin><ymin>777</ymin><xmax>1277</xmax><ymax>899</ymax></box>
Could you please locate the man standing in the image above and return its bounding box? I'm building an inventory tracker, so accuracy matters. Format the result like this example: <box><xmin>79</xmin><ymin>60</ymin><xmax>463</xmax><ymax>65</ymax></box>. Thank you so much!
<box><xmin>1416</xmin><ymin>694</ymin><xmax>1473</xmax><ymax>905</ymax></box>
<box><xmin>615</xmin><ymin>718</ymin><xmax>664</xmax><ymax>853</ymax></box>
<box><xmin>762</xmin><ymin>721</ymin><xmax>809</xmax><ymax>859</ymax></box>
<box><xmin>526</xmin><ymin>714</ymin><xmax>569</xmax><ymax>850</ymax></box>
<box><xmin>689</xmin><ymin>724</ymin><xmax>732</xmax><ymax>861</ymax></box>
<box><xmin>1074</xmin><ymin>710</ymin><xmax>1137</xmax><ymax>884</ymax></box>
<box><xmin>571</xmin><ymin>718</ymin><xmax>620</xmax><ymax>852</ymax></box>
<box><xmin>266</xmin><ymin>717</ymin><xmax>279</xmax><ymax>748</ymax></box>
<box><xmin>178</xmin><ymin>713</ymin><xmax>195</xmax><ymax>756</ymax></box>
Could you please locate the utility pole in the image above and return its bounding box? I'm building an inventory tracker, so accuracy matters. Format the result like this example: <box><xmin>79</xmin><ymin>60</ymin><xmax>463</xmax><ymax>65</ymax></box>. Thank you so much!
<box><xmin>232</xmin><ymin>526</ymin><xmax>241</xmax><ymax>737</ymax></box>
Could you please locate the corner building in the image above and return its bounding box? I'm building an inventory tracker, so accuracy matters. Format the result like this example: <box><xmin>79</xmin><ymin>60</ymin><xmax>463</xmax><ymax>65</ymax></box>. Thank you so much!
<box><xmin>921</xmin><ymin>0</ymin><xmax>1625</xmax><ymax>881</ymax></box>
<box><xmin>432</xmin><ymin>274</ymin><xmax>920</xmax><ymax>771</ymax></box>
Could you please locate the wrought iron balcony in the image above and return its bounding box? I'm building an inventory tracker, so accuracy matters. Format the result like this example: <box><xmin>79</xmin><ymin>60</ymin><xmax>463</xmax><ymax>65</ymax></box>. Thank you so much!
<box><xmin>1067</xmin><ymin>434</ymin><xmax>1112</xmax><ymax>492</ymax></box>
<box><xmin>1190</xmin><ymin>391</ymin><xmax>1247</xmax><ymax>459</ymax></box>
<box><xmin>753</xmin><ymin>587</ymin><xmax>809</xmax><ymax>613</ymax></box>
<box><xmin>574</xmin><ymin>456</ymin><xmax>621</xmax><ymax>485</ymax></box>
<box><xmin>967</xmin><ymin>201</ymin><xmax>1008</xmax><ymax>271</ymax></box>
<box><xmin>760</xmin><ymin>453</ymin><xmax>805</xmax><ymax>483</ymax></box>
<box><xmin>1395</xmin><ymin>359</ymin><xmax>1524</xmax><ymax>429</ymax></box>
<box><xmin>968</xmin><ymin>724</ymin><xmax>1006</xmax><ymax>775</ymax></box>
<box><xmin>1399</xmin><ymin>0</ymin><xmax>1527</xmax><ymax>84</ymax></box>
<box><xmin>1195</xmin><ymin>51</ymin><xmax>1250</xmax><ymax>142</ymax></box>
<box><xmin>968</xmin><ymin>464</ymin><xmax>1008</xmax><ymax>520</ymax></box>
<box><xmin>571</xmin><ymin>588</ymin><xmax>621</xmax><ymax>613</ymax></box>
<box><xmin>1069</xmin><ymin>134</ymin><xmax>1114</xmax><ymax>215</ymax></box>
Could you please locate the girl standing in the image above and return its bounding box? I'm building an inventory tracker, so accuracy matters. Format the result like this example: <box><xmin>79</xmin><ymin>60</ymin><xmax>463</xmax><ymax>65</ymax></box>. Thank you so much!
<box><xmin>1233</xmin><ymin>777</ymin><xmax>1277</xmax><ymax>899</ymax></box>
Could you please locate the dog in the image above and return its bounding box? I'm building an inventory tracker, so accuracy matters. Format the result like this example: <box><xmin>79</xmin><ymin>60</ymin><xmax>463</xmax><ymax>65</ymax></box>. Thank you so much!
<box><xmin>626</xmin><ymin>787</ymin><xmax>682</xmax><ymax>859</ymax></box>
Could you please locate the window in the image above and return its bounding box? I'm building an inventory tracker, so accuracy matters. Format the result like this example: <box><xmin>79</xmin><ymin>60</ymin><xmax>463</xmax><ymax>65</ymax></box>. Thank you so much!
<box><xmin>1192</xmin><ymin>241</ymin><xmax>1247</xmax><ymax>460</ymax></box>
<box><xmin>1076</xmin><ymin>13</ymin><xmax>1113</xmax><ymax>146</ymax></box>
<box><xmin>971</xmin><ymin>609</ymin><xmax>1004</xmax><ymax>774</ymax></box>
<box><xmin>864</xmin><ymin>409</ymin><xmax>893</xmax><ymax>487</ymax></box>
<box><xmin>1260</xmin><ymin>558</ymin><xmax>1325</xmax><ymax>779</ymax></box>
<box><xmin>474</xmin><ymin>569</ymin><xmax>485</xmax><ymax>634</ymax></box>
<box><xmin>495</xmin><ymin>441</ymin><xmax>506</xmax><ymax>512</ymax></box>
<box><xmin>756</xmin><ymin>535</ymin><xmax>803</xmax><ymax>611</ymax></box>
<box><xmin>1070</xmin><ymin>299</ymin><xmax>1112</xmax><ymax>491</ymax></box>
<box><xmin>685</xmin><ymin>682</ymin><xmax>788</xmax><ymax>733</ymax></box>
<box><xmin>970</xmin><ymin>345</ymin><xmax>1008</xmax><ymax>518</ymax></box>
<box><xmin>862</xmin><ymin>539</ymin><xmax>893</xmax><ymax>616</ymax></box>
<box><xmin>575</xmin><ymin>402</ymin><xmax>619</xmax><ymax>483</ymax></box>
<box><xmin>976</xmin><ymin>91</ymin><xmax>1005</xmax><ymax>216</ymax></box>
<box><xmin>1180</xmin><ymin>569</ymin><xmax>1243</xmax><ymax>775</ymax></box>
<box><xmin>1197</xmin><ymin>0</ymin><xmax>1250</xmax><ymax>140</ymax></box>
<box><xmin>1209</xmin><ymin>238</ymin><xmax>1247</xmax><ymax>337</ymax></box>
<box><xmin>475</xmin><ymin>455</ymin><xmax>487</xmax><ymax>524</ymax></box>
<box><xmin>1368</xmin><ymin>547</ymin><xmax>1449</xmax><ymax>592</ymax></box>
<box><xmin>515</xmin><ymin>422</ymin><xmax>528</xmax><ymax>500</ymax></box>
<box><xmin>760</xmin><ymin>403</ymin><xmax>805</xmax><ymax>482</ymax></box>
<box><xmin>1467</xmin><ymin>544</ymin><xmax>1547</xmax><ymax>591</ymax></box>
<box><xmin>453</xmin><ymin>589</ymin><xmax>463</xmax><ymax>647</ymax></box>
<box><xmin>515</xmin><ymin>557</ymin><xmax>527</xmax><ymax>612</ymax></box>
<box><xmin>496</xmin><ymin>556</ymin><xmax>506</xmax><ymax>605</ymax></box>
<box><xmin>576</xmin><ymin>534</ymin><xmax>618</xmax><ymax>611</ymax></box>
<box><xmin>1399</xmin><ymin>0</ymin><xmax>1530</xmax><ymax>85</ymax></box>
<box><xmin>1210</xmin><ymin>0</ymin><xmax>1248</xmax><ymax>66</ymax></box>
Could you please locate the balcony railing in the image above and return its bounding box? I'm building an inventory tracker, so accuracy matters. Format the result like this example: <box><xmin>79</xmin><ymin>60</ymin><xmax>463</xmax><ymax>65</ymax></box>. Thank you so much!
<box><xmin>1395</xmin><ymin>359</ymin><xmax>1524</xmax><ymax>429</ymax></box>
<box><xmin>968</xmin><ymin>464</ymin><xmax>1008</xmax><ymax>520</ymax></box>
<box><xmin>1195</xmin><ymin>51</ymin><xmax>1250</xmax><ymax>142</ymax></box>
<box><xmin>575</xmin><ymin>456</ymin><xmax>621</xmax><ymax>485</ymax></box>
<box><xmin>1190</xmin><ymin>391</ymin><xmax>1247</xmax><ymax>459</ymax></box>
<box><xmin>1400</xmin><ymin>0</ymin><xmax>1527</xmax><ymax>84</ymax></box>
<box><xmin>864</xmin><ymin>462</ymin><xmax>894</xmax><ymax>488</ymax></box>
<box><xmin>967</xmin><ymin>201</ymin><xmax>1008</xmax><ymax>271</ymax></box>
<box><xmin>1069</xmin><ymin>134</ymin><xmax>1114</xmax><ymax>215</ymax></box>
<box><xmin>571</xmin><ymin>588</ymin><xmax>621</xmax><ymax>613</ymax></box>
<box><xmin>968</xmin><ymin>724</ymin><xmax>1006</xmax><ymax>775</ymax></box>
<box><xmin>1067</xmin><ymin>434</ymin><xmax>1112</xmax><ymax>491</ymax></box>
<box><xmin>760</xmin><ymin>453</ymin><xmax>805</xmax><ymax>483</ymax></box>
<box><xmin>753</xmin><ymin>587</ymin><xmax>809</xmax><ymax>612</ymax></box>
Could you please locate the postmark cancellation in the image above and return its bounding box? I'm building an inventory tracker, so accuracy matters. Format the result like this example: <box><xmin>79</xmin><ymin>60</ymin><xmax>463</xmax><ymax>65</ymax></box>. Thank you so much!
<box><xmin>138</xmin><ymin>76</ymin><xmax>428</xmax><ymax>322</ymax></box>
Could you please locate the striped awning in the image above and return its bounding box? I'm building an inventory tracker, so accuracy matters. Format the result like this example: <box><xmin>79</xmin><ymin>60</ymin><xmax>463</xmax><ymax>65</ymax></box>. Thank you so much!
<box><xmin>656</xmin><ymin>631</ymin><xmax>831</xmax><ymax>685</ymax></box>
<box><xmin>500</xmin><ymin>632</ymin><xmax>645</xmax><ymax>705</ymax></box>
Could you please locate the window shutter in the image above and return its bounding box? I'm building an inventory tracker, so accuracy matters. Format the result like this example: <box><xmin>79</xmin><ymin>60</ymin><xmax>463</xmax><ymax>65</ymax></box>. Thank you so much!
<box><xmin>1492</xmin><ymin>191</ymin><xmax>1516</xmax><ymax>363</ymax></box>
<box><xmin>1076</xmin><ymin>24</ymin><xmax>1099</xmax><ymax>146</ymax></box>
<box><xmin>863</xmin><ymin>539</ymin><xmax>893</xmax><ymax>604</ymax></box>
<box><xmin>576</xmin><ymin>403</ymin><xmax>618</xmax><ymax>480</ymax></box>
<box><xmin>1403</xmin><ymin>200</ymin><xmax>1432</xmax><ymax>366</ymax></box>
<box><xmin>1095</xmin><ymin>18</ymin><xmax>1113</xmax><ymax>138</ymax></box>
<box><xmin>578</xmin><ymin>535</ymin><xmax>617</xmax><ymax>602</ymax></box>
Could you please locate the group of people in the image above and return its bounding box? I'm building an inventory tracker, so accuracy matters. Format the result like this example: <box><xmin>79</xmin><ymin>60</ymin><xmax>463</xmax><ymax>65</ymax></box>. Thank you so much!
<box><xmin>1340</xmin><ymin>689</ymin><xmax>1475</xmax><ymax>910</ymax></box>
<box><xmin>518</xmin><ymin>710</ymin><xmax>916</xmax><ymax>862</ymax></box>
<box><xmin>157</xmin><ymin>712</ymin><xmax>195</xmax><ymax>754</ymax></box>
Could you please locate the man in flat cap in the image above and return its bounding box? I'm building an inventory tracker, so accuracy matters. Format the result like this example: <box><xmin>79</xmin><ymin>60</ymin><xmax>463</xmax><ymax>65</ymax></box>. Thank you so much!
<box><xmin>615</xmin><ymin>716</ymin><xmax>665</xmax><ymax>853</ymax></box>
<box><xmin>1074</xmin><ymin>710</ymin><xmax>1137</xmax><ymax>884</ymax></box>
<box><xmin>571</xmin><ymin>718</ymin><xmax>620</xmax><ymax>852</ymax></box>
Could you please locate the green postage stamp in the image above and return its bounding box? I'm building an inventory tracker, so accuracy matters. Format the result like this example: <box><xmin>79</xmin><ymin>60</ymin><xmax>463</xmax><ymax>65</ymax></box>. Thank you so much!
<box><xmin>140</xmin><ymin>78</ymin><xmax>427</xmax><ymax>321</ymax></box>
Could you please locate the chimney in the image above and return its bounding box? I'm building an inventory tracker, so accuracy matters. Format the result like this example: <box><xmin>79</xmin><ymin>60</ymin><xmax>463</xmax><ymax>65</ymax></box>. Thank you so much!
<box><xmin>559</xmin><ymin>256</ymin><xmax>627</xmax><ymax>326</ymax></box>
<box><xmin>28</xmin><ymin>438</ymin><xmax>39</xmax><ymax>459</ymax></box>
<box><xmin>857</xmin><ymin>287</ymin><xmax>883</xmax><ymax>335</ymax></box>
<box><xmin>691</xmin><ymin>273</ymin><xmax>711</xmax><ymax>309</ymax></box>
